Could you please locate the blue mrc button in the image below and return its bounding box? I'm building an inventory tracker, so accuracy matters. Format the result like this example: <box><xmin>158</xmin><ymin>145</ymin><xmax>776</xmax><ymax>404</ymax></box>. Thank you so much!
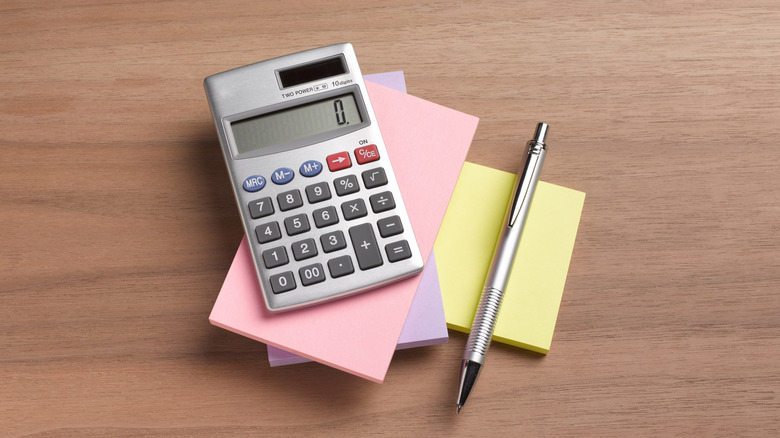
<box><xmin>271</xmin><ymin>167</ymin><xmax>294</xmax><ymax>185</ymax></box>
<box><xmin>242</xmin><ymin>175</ymin><xmax>266</xmax><ymax>192</ymax></box>
<box><xmin>299</xmin><ymin>160</ymin><xmax>323</xmax><ymax>177</ymax></box>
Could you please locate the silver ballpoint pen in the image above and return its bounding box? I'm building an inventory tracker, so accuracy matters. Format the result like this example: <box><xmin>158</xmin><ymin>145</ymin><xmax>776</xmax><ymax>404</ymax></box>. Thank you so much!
<box><xmin>456</xmin><ymin>122</ymin><xmax>548</xmax><ymax>413</ymax></box>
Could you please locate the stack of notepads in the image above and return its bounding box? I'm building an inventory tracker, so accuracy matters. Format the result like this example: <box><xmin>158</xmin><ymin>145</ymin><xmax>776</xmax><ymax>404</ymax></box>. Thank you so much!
<box><xmin>209</xmin><ymin>72</ymin><xmax>585</xmax><ymax>382</ymax></box>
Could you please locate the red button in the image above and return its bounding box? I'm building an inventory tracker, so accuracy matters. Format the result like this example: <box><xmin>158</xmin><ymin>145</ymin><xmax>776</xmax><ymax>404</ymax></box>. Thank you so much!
<box><xmin>354</xmin><ymin>144</ymin><xmax>380</xmax><ymax>164</ymax></box>
<box><xmin>326</xmin><ymin>151</ymin><xmax>351</xmax><ymax>171</ymax></box>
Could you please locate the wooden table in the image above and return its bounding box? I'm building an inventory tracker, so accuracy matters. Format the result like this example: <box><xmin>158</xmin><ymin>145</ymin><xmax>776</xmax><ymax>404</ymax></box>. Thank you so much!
<box><xmin>2</xmin><ymin>1</ymin><xmax>779</xmax><ymax>436</ymax></box>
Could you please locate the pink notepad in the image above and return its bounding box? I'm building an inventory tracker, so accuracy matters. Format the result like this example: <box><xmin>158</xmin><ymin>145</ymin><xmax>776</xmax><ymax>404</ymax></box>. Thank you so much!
<box><xmin>209</xmin><ymin>82</ymin><xmax>478</xmax><ymax>382</ymax></box>
<box><xmin>267</xmin><ymin>72</ymin><xmax>448</xmax><ymax>366</ymax></box>
<box><xmin>268</xmin><ymin>253</ymin><xmax>447</xmax><ymax>365</ymax></box>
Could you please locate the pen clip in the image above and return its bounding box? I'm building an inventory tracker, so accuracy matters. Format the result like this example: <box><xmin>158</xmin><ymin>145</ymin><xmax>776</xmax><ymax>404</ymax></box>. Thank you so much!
<box><xmin>508</xmin><ymin>137</ymin><xmax>546</xmax><ymax>227</ymax></box>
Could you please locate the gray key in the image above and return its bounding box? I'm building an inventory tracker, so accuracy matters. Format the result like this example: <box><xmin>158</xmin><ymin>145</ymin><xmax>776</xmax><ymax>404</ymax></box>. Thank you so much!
<box><xmin>320</xmin><ymin>230</ymin><xmax>347</xmax><ymax>253</ymax></box>
<box><xmin>255</xmin><ymin>221</ymin><xmax>281</xmax><ymax>243</ymax></box>
<box><xmin>284</xmin><ymin>213</ymin><xmax>310</xmax><ymax>236</ymax></box>
<box><xmin>369</xmin><ymin>191</ymin><xmax>395</xmax><ymax>213</ymax></box>
<box><xmin>262</xmin><ymin>246</ymin><xmax>288</xmax><ymax>268</ymax></box>
<box><xmin>313</xmin><ymin>205</ymin><xmax>339</xmax><ymax>228</ymax></box>
<box><xmin>361</xmin><ymin>167</ymin><xmax>388</xmax><ymax>189</ymax></box>
<box><xmin>377</xmin><ymin>215</ymin><xmax>404</xmax><ymax>238</ymax></box>
<box><xmin>248</xmin><ymin>197</ymin><xmax>274</xmax><ymax>219</ymax></box>
<box><xmin>269</xmin><ymin>271</ymin><xmax>296</xmax><ymax>294</ymax></box>
<box><xmin>299</xmin><ymin>263</ymin><xmax>326</xmax><ymax>286</ymax></box>
<box><xmin>328</xmin><ymin>255</ymin><xmax>354</xmax><ymax>278</ymax></box>
<box><xmin>385</xmin><ymin>240</ymin><xmax>412</xmax><ymax>262</ymax></box>
<box><xmin>305</xmin><ymin>182</ymin><xmax>331</xmax><ymax>204</ymax></box>
<box><xmin>334</xmin><ymin>174</ymin><xmax>359</xmax><ymax>196</ymax></box>
<box><xmin>291</xmin><ymin>238</ymin><xmax>317</xmax><ymax>261</ymax></box>
<box><xmin>349</xmin><ymin>223</ymin><xmax>383</xmax><ymax>270</ymax></box>
<box><xmin>277</xmin><ymin>189</ymin><xmax>303</xmax><ymax>211</ymax></box>
<box><xmin>341</xmin><ymin>198</ymin><xmax>367</xmax><ymax>221</ymax></box>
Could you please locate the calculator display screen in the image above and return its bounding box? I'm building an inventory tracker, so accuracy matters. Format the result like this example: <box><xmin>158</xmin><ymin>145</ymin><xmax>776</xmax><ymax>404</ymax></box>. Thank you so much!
<box><xmin>231</xmin><ymin>93</ymin><xmax>362</xmax><ymax>154</ymax></box>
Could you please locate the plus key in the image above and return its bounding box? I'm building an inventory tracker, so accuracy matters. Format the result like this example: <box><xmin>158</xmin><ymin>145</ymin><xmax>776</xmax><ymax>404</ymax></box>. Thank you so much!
<box><xmin>348</xmin><ymin>223</ymin><xmax>383</xmax><ymax>270</ymax></box>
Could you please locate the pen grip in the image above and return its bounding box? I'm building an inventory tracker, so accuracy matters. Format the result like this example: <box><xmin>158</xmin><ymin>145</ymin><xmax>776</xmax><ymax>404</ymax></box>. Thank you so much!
<box><xmin>464</xmin><ymin>285</ymin><xmax>504</xmax><ymax>363</ymax></box>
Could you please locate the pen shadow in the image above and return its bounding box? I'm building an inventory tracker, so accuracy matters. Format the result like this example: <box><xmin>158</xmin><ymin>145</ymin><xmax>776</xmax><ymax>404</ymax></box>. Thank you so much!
<box><xmin>448</xmin><ymin>330</ymin><xmax>548</xmax><ymax>361</ymax></box>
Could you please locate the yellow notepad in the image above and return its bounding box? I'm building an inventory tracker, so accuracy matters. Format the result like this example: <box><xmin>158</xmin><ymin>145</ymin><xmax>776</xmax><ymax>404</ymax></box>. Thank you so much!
<box><xmin>434</xmin><ymin>162</ymin><xmax>585</xmax><ymax>354</ymax></box>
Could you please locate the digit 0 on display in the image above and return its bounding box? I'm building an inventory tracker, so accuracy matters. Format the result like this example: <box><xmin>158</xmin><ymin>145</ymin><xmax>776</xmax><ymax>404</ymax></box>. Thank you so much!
<box><xmin>204</xmin><ymin>43</ymin><xmax>424</xmax><ymax>312</ymax></box>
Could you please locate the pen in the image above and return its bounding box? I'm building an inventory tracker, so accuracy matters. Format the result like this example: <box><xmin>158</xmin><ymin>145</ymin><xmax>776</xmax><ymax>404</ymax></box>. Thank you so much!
<box><xmin>456</xmin><ymin>122</ymin><xmax>548</xmax><ymax>413</ymax></box>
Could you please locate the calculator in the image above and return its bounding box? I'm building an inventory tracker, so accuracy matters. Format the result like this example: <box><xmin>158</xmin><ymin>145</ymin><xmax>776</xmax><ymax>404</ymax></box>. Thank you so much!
<box><xmin>204</xmin><ymin>43</ymin><xmax>424</xmax><ymax>312</ymax></box>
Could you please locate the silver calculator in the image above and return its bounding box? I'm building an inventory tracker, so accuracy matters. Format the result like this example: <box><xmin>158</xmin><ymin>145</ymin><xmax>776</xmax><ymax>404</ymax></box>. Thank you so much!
<box><xmin>204</xmin><ymin>43</ymin><xmax>424</xmax><ymax>312</ymax></box>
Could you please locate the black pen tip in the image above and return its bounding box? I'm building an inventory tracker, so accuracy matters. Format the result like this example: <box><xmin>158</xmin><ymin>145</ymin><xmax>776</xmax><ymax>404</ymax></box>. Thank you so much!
<box><xmin>457</xmin><ymin>404</ymin><xmax>462</xmax><ymax>414</ymax></box>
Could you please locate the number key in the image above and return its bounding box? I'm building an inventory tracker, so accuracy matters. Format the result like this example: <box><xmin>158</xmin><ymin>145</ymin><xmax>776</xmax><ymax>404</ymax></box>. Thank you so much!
<box><xmin>284</xmin><ymin>213</ymin><xmax>310</xmax><ymax>236</ymax></box>
<box><xmin>248</xmin><ymin>197</ymin><xmax>274</xmax><ymax>219</ymax></box>
<box><xmin>299</xmin><ymin>263</ymin><xmax>326</xmax><ymax>286</ymax></box>
<box><xmin>262</xmin><ymin>246</ymin><xmax>288</xmax><ymax>268</ymax></box>
<box><xmin>305</xmin><ymin>182</ymin><xmax>331</xmax><ymax>203</ymax></box>
<box><xmin>277</xmin><ymin>189</ymin><xmax>303</xmax><ymax>211</ymax></box>
<box><xmin>320</xmin><ymin>230</ymin><xmax>347</xmax><ymax>253</ymax></box>
<box><xmin>291</xmin><ymin>238</ymin><xmax>318</xmax><ymax>261</ymax></box>
<box><xmin>269</xmin><ymin>271</ymin><xmax>296</xmax><ymax>294</ymax></box>
<box><xmin>255</xmin><ymin>221</ymin><xmax>281</xmax><ymax>244</ymax></box>
<box><xmin>313</xmin><ymin>205</ymin><xmax>339</xmax><ymax>228</ymax></box>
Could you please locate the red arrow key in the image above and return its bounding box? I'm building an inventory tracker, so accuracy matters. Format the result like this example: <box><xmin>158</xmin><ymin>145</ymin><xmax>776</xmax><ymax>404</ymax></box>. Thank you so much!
<box><xmin>326</xmin><ymin>151</ymin><xmax>351</xmax><ymax>172</ymax></box>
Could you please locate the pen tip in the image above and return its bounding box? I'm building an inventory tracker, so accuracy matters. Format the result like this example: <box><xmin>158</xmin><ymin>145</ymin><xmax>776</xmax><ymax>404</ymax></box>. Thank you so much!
<box><xmin>457</xmin><ymin>404</ymin><xmax>462</xmax><ymax>414</ymax></box>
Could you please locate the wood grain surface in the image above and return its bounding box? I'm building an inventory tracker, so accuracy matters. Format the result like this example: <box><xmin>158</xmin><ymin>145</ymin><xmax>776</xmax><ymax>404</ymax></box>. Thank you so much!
<box><xmin>2</xmin><ymin>1</ymin><xmax>779</xmax><ymax>436</ymax></box>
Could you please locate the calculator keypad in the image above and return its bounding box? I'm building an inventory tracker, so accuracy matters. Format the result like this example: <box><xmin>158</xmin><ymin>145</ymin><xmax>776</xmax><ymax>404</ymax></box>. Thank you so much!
<box><xmin>240</xmin><ymin>146</ymin><xmax>422</xmax><ymax>311</ymax></box>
